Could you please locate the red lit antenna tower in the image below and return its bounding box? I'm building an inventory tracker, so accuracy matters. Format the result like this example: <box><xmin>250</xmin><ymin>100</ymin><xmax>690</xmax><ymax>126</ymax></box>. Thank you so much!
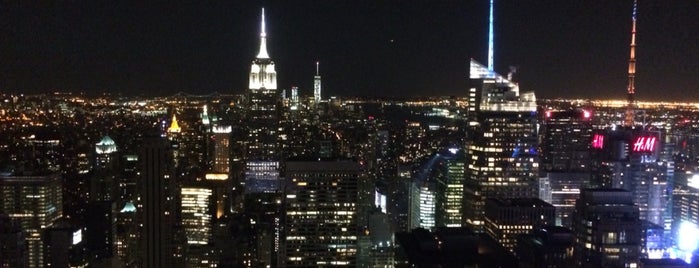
<box><xmin>624</xmin><ymin>0</ymin><xmax>638</xmax><ymax>127</ymax></box>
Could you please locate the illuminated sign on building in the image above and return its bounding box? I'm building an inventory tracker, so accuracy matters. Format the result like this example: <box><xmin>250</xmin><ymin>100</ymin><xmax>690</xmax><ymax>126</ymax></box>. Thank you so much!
<box><xmin>591</xmin><ymin>134</ymin><xmax>605</xmax><ymax>149</ymax></box>
<box><xmin>632</xmin><ymin>136</ymin><xmax>656</xmax><ymax>153</ymax></box>
<box><xmin>73</xmin><ymin>230</ymin><xmax>82</xmax><ymax>245</ymax></box>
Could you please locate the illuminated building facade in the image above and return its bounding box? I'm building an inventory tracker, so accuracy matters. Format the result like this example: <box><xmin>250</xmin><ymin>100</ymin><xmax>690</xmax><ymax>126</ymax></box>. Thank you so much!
<box><xmin>573</xmin><ymin>189</ymin><xmax>641</xmax><ymax>267</ymax></box>
<box><xmin>464</xmin><ymin>60</ymin><xmax>539</xmax><ymax>231</ymax></box>
<box><xmin>0</xmin><ymin>173</ymin><xmax>62</xmax><ymax>268</ymax></box>
<box><xmin>181</xmin><ymin>187</ymin><xmax>212</xmax><ymax>245</ymax></box>
<box><xmin>283</xmin><ymin>160</ymin><xmax>363</xmax><ymax>267</ymax></box>
<box><xmin>484</xmin><ymin>198</ymin><xmax>555</xmax><ymax>251</ymax></box>
<box><xmin>247</xmin><ymin>7</ymin><xmax>279</xmax><ymax>162</ymax></box>
<box><xmin>314</xmin><ymin>61</ymin><xmax>321</xmax><ymax>104</ymax></box>
<box><xmin>212</xmin><ymin>125</ymin><xmax>231</xmax><ymax>174</ymax></box>
<box><xmin>443</xmin><ymin>151</ymin><xmax>465</xmax><ymax>227</ymax></box>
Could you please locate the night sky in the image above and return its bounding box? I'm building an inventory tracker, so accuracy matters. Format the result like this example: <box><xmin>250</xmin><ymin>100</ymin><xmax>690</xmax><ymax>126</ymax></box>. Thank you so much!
<box><xmin>0</xmin><ymin>1</ymin><xmax>697</xmax><ymax>100</ymax></box>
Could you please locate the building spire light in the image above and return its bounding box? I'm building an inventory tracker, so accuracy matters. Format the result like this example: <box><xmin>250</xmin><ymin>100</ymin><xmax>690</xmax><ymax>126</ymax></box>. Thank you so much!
<box><xmin>256</xmin><ymin>8</ymin><xmax>270</xmax><ymax>59</ymax></box>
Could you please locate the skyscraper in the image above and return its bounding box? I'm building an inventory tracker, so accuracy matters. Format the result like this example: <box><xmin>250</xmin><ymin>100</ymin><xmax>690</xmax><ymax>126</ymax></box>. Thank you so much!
<box><xmin>212</xmin><ymin>125</ymin><xmax>231</xmax><ymax>174</ymax></box>
<box><xmin>314</xmin><ymin>61</ymin><xmax>322</xmax><ymax>104</ymax></box>
<box><xmin>246</xmin><ymin>7</ymin><xmax>278</xmax><ymax>161</ymax></box>
<box><xmin>0</xmin><ymin>173</ymin><xmax>62</xmax><ymax>268</ymax></box>
<box><xmin>573</xmin><ymin>189</ymin><xmax>641</xmax><ymax>267</ymax></box>
<box><xmin>283</xmin><ymin>160</ymin><xmax>364</xmax><ymax>267</ymax></box>
<box><xmin>540</xmin><ymin>109</ymin><xmax>593</xmax><ymax>172</ymax></box>
<box><xmin>245</xmin><ymin>8</ymin><xmax>281</xmax><ymax>194</ymax></box>
<box><xmin>138</xmin><ymin>136</ymin><xmax>175</xmax><ymax>268</ymax></box>
<box><xmin>464</xmin><ymin>60</ymin><xmax>538</xmax><ymax>231</ymax></box>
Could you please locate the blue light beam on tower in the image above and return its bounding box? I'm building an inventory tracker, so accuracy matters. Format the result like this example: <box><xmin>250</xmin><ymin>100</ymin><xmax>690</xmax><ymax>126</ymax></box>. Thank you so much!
<box><xmin>487</xmin><ymin>0</ymin><xmax>494</xmax><ymax>71</ymax></box>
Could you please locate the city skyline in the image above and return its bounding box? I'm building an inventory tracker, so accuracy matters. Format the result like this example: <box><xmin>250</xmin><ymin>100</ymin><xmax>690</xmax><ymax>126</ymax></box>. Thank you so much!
<box><xmin>0</xmin><ymin>1</ymin><xmax>697</xmax><ymax>100</ymax></box>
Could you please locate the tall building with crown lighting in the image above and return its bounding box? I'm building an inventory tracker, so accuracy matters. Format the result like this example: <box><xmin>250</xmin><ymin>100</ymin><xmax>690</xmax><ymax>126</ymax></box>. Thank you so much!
<box><xmin>212</xmin><ymin>125</ymin><xmax>231</xmax><ymax>174</ymax></box>
<box><xmin>463</xmin><ymin>0</ymin><xmax>539</xmax><ymax>232</ymax></box>
<box><xmin>247</xmin><ymin>7</ymin><xmax>278</xmax><ymax>161</ymax></box>
<box><xmin>464</xmin><ymin>60</ymin><xmax>539</xmax><ymax>232</ymax></box>
<box><xmin>245</xmin><ymin>8</ymin><xmax>282</xmax><ymax>194</ymax></box>
<box><xmin>314</xmin><ymin>62</ymin><xmax>321</xmax><ymax>104</ymax></box>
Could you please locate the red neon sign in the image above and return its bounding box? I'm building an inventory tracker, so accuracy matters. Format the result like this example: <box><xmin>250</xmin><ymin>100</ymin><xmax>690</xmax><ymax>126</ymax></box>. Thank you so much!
<box><xmin>632</xmin><ymin>136</ymin><xmax>656</xmax><ymax>153</ymax></box>
<box><xmin>591</xmin><ymin>134</ymin><xmax>605</xmax><ymax>149</ymax></box>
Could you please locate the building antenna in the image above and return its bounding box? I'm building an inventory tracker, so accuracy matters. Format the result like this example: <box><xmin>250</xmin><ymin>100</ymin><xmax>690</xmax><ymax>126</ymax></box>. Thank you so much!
<box><xmin>624</xmin><ymin>0</ymin><xmax>637</xmax><ymax>127</ymax></box>
<box><xmin>487</xmin><ymin>0</ymin><xmax>495</xmax><ymax>72</ymax></box>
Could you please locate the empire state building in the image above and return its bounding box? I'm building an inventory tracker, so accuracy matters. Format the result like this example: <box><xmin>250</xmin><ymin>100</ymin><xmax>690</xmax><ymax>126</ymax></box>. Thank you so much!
<box><xmin>247</xmin><ymin>8</ymin><xmax>278</xmax><ymax>161</ymax></box>
<box><xmin>245</xmin><ymin>8</ymin><xmax>281</xmax><ymax>194</ymax></box>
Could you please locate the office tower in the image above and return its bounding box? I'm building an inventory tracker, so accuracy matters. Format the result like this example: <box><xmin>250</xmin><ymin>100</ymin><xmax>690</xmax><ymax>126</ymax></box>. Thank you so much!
<box><xmin>138</xmin><ymin>136</ymin><xmax>175</xmax><ymax>268</ymax></box>
<box><xmin>483</xmin><ymin>198</ymin><xmax>555</xmax><ymax>251</ymax></box>
<box><xmin>674</xmin><ymin>174</ymin><xmax>699</xmax><ymax>235</ymax></box>
<box><xmin>538</xmin><ymin>172</ymin><xmax>589</xmax><ymax>228</ymax></box>
<box><xmin>291</xmin><ymin>86</ymin><xmax>299</xmax><ymax>109</ymax></box>
<box><xmin>573</xmin><ymin>189</ymin><xmax>641</xmax><ymax>267</ymax></box>
<box><xmin>94</xmin><ymin>135</ymin><xmax>118</xmax><ymax>200</ymax></box>
<box><xmin>314</xmin><ymin>61</ymin><xmax>321</xmax><ymax>104</ymax></box>
<box><xmin>180</xmin><ymin>185</ymin><xmax>220</xmax><ymax>268</ymax></box>
<box><xmin>515</xmin><ymin>226</ymin><xmax>575</xmax><ymax>268</ymax></box>
<box><xmin>115</xmin><ymin>202</ymin><xmax>137</xmax><ymax>265</ymax></box>
<box><xmin>180</xmin><ymin>186</ymin><xmax>213</xmax><ymax>245</ymax></box>
<box><xmin>88</xmin><ymin>135</ymin><xmax>118</xmax><ymax>263</ymax></box>
<box><xmin>540</xmin><ymin>109</ymin><xmax>593</xmax><ymax>172</ymax></box>
<box><xmin>283</xmin><ymin>160</ymin><xmax>364</xmax><ymax>267</ymax></box>
<box><xmin>119</xmin><ymin>154</ymin><xmax>139</xmax><ymax>203</ymax></box>
<box><xmin>442</xmin><ymin>149</ymin><xmax>465</xmax><ymax>227</ymax></box>
<box><xmin>367</xmin><ymin>210</ymin><xmax>394</xmax><ymax>267</ymax></box>
<box><xmin>85</xmin><ymin>201</ymin><xmax>115</xmax><ymax>262</ymax></box>
<box><xmin>590</xmin><ymin>129</ymin><xmax>666</xmax><ymax>226</ymax></box>
<box><xmin>0</xmin><ymin>213</ymin><xmax>28</xmax><ymax>268</ymax></box>
<box><xmin>0</xmin><ymin>173</ymin><xmax>62</xmax><ymax>268</ymax></box>
<box><xmin>212</xmin><ymin>125</ymin><xmax>231</xmax><ymax>174</ymax></box>
<box><xmin>464</xmin><ymin>60</ymin><xmax>538</xmax><ymax>231</ymax></box>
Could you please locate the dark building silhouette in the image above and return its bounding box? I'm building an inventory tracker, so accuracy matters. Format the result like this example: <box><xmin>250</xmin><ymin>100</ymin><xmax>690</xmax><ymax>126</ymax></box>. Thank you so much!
<box><xmin>0</xmin><ymin>213</ymin><xmax>28</xmax><ymax>268</ymax></box>
<box><xmin>573</xmin><ymin>188</ymin><xmax>641</xmax><ymax>267</ymax></box>
<box><xmin>138</xmin><ymin>136</ymin><xmax>176</xmax><ymax>268</ymax></box>
<box><xmin>515</xmin><ymin>226</ymin><xmax>575</xmax><ymax>268</ymax></box>
<box><xmin>483</xmin><ymin>197</ymin><xmax>555</xmax><ymax>251</ymax></box>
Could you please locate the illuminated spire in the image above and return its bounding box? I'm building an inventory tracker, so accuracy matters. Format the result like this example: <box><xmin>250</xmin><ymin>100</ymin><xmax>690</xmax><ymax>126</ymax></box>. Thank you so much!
<box><xmin>624</xmin><ymin>0</ymin><xmax>637</xmax><ymax>127</ymax></box>
<box><xmin>487</xmin><ymin>0</ymin><xmax>494</xmax><ymax>71</ymax></box>
<box><xmin>256</xmin><ymin>8</ymin><xmax>269</xmax><ymax>59</ymax></box>
<box><xmin>168</xmin><ymin>114</ymin><xmax>181</xmax><ymax>133</ymax></box>
<box><xmin>314</xmin><ymin>61</ymin><xmax>322</xmax><ymax>103</ymax></box>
